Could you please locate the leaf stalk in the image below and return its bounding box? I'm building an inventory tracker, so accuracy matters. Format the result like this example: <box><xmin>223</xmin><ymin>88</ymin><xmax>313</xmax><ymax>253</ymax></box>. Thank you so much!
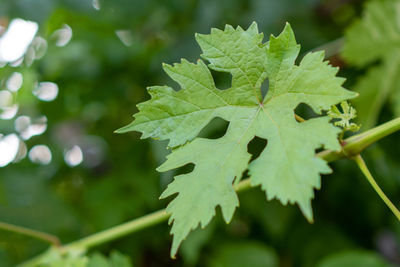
<box><xmin>353</xmin><ymin>154</ymin><xmax>400</xmax><ymax>221</ymax></box>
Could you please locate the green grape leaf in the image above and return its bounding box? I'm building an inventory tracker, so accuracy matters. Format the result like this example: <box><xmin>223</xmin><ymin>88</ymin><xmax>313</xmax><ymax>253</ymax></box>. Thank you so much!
<box><xmin>118</xmin><ymin>22</ymin><xmax>356</xmax><ymax>257</ymax></box>
<box><xmin>342</xmin><ymin>0</ymin><xmax>400</xmax><ymax>128</ymax></box>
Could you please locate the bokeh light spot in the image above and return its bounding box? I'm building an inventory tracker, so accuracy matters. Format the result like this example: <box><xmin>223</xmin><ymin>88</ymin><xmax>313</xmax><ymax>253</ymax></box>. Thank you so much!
<box><xmin>33</xmin><ymin>82</ymin><xmax>58</xmax><ymax>102</ymax></box>
<box><xmin>0</xmin><ymin>18</ymin><xmax>38</xmax><ymax>63</ymax></box>
<box><xmin>28</xmin><ymin>145</ymin><xmax>52</xmax><ymax>165</ymax></box>
<box><xmin>6</xmin><ymin>72</ymin><xmax>23</xmax><ymax>92</ymax></box>
<box><xmin>64</xmin><ymin>145</ymin><xmax>83</xmax><ymax>167</ymax></box>
<box><xmin>52</xmin><ymin>24</ymin><xmax>73</xmax><ymax>47</ymax></box>
<box><xmin>15</xmin><ymin>115</ymin><xmax>47</xmax><ymax>140</ymax></box>
<box><xmin>0</xmin><ymin>134</ymin><xmax>20</xmax><ymax>167</ymax></box>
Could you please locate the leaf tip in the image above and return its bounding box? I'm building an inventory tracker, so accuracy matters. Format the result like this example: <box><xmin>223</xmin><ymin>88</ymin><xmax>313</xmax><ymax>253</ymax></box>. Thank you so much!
<box><xmin>247</xmin><ymin>21</ymin><xmax>259</xmax><ymax>32</ymax></box>
<box><xmin>114</xmin><ymin>122</ymin><xmax>135</xmax><ymax>134</ymax></box>
<box><xmin>298</xmin><ymin>200</ymin><xmax>314</xmax><ymax>223</ymax></box>
<box><xmin>162</xmin><ymin>62</ymin><xmax>171</xmax><ymax>70</ymax></box>
<box><xmin>283</xmin><ymin>21</ymin><xmax>293</xmax><ymax>32</ymax></box>
<box><xmin>170</xmin><ymin>236</ymin><xmax>182</xmax><ymax>259</ymax></box>
<box><xmin>351</xmin><ymin>91</ymin><xmax>359</xmax><ymax>98</ymax></box>
<box><xmin>156</xmin><ymin>166</ymin><xmax>165</xmax><ymax>173</ymax></box>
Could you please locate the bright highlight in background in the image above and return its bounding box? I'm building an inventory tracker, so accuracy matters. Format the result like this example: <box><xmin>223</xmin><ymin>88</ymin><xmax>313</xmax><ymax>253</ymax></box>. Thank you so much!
<box><xmin>0</xmin><ymin>134</ymin><xmax>19</xmax><ymax>167</ymax></box>
<box><xmin>52</xmin><ymin>24</ymin><xmax>72</xmax><ymax>47</ymax></box>
<box><xmin>64</xmin><ymin>145</ymin><xmax>83</xmax><ymax>167</ymax></box>
<box><xmin>0</xmin><ymin>18</ymin><xmax>38</xmax><ymax>62</ymax></box>
<box><xmin>28</xmin><ymin>145</ymin><xmax>52</xmax><ymax>165</ymax></box>
<box><xmin>6</xmin><ymin>72</ymin><xmax>23</xmax><ymax>92</ymax></box>
<box><xmin>33</xmin><ymin>82</ymin><xmax>59</xmax><ymax>101</ymax></box>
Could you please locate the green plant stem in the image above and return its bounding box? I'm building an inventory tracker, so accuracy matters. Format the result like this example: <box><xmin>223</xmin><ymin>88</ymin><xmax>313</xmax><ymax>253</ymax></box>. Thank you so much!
<box><xmin>0</xmin><ymin>221</ymin><xmax>61</xmax><ymax>247</ymax></box>
<box><xmin>234</xmin><ymin>178</ymin><xmax>251</xmax><ymax>192</ymax></box>
<box><xmin>20</xmin><ymin>116</ymin><xmax>400</xmax><ymax>265</ymax></box>
<box><xmin>64</xmin><ymin>210</ymin><xmax>169</xmax><ymax>251</ymax></box>
<box><xmin>319</xmin><ymin>117</ymin><xmax>400</xmax><ymax>162</ymax></box>
<box><xmin>59</xmin><ymin>179</ymin><xmax>251</xmax><ymax>253</ymax></box>
<box><xmin>353</xmin><ymin>154</ymin><xmax>400</xmax><ymax>221</ymax></box>
<box><xmin>345</xmin><ymin>117</ymin><xmax>400</xmax><ymax>156</ymax></box>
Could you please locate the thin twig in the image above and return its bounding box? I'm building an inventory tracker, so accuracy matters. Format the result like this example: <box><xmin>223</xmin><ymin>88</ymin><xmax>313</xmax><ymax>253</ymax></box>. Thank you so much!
<box><xmin>353</xmin><ymin>154</ymin><xmax>400</xmax><ymax>221</ymax></box>
<box><xmin>0</xmin><ymin>221</ymin><xmax>61</xmax><ymax>247</ymax></box>
<box><xmin>64</xmin><ymin>209</ymin><xmax>169</xmax><ymax>250</ymax></box>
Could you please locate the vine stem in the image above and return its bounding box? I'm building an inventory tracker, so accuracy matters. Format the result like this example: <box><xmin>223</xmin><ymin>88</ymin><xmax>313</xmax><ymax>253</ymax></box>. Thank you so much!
<box><xmin>353</xmin><ymin>154</ymin><xmax>400</xmax><ymax>221</ymax></box>
<box><xmin>318</xmin><ymin>117</ymin><xmax>400</xmax><ymax>162</ymax></box>
<box><xmin>19</xmin><ymin>116</ymin><xmax>400</xmax><ymax>266</ymax></box>
<box><xmin>0</xmin><ymin>221</ymin><xmax>61</xmax><ymax>247</ymax></box>
<box><xmin>54</xmin><ymin>181</ymin><xmax>252</xmax><ymax>254</ymax></box>
<box><xmin>64</xmin><ymin>210</ymin><xmax>169</xmax><ymax>251</ymax></box>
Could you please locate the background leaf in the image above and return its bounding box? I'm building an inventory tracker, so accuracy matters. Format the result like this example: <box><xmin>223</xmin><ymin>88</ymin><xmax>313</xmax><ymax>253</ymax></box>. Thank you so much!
<box><xmin>342</xmin><ymin>0</ymin><xmax>400</xmax><ymax>128</ymax></box>
<box><xmin>316</xmin><ymin>250</ymin><xmax>392</xmax><ymax>267</ymax></box>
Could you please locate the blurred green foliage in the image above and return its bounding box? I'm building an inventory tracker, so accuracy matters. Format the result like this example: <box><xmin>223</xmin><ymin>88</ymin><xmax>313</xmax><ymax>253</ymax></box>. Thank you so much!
<box><xmin>342</xmin><ymin>0</ymin><xmax>400</xmax><ymax>129</ymax></box>
<box><xmin>316</xmin><ymin>250</ymin><xmax>392</xmax><ymax>267</ymax></box>
<box><xmin>0</xmin><ymin>0</ymin><xmax>399</xmax><ymax>266</ymax></box>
